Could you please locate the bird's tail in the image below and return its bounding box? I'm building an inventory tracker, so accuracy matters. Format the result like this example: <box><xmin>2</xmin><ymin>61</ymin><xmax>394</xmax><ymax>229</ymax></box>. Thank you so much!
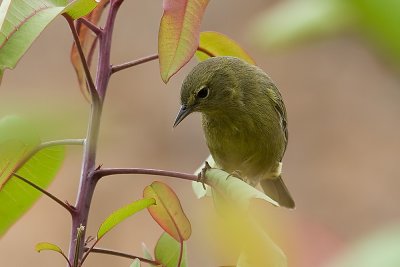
<box><xmin>260</xmin><ymin>176</ymin><xmax>295</xmax><ymax>209</ymax></box>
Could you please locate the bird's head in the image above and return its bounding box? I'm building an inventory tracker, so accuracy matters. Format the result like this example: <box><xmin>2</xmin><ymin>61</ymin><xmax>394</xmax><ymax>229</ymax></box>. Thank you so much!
<box><xmin>173</xmin><ymin>56</ymin><xmax>246</xmax><ymax>127</ymax></box>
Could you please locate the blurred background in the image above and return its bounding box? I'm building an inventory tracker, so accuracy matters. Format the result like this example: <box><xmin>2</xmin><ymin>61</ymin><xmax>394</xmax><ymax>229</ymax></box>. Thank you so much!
<box><xmin>1</xmin><ymin>0</ymin><xmax>400</xmax><ymax>266</ymax></box>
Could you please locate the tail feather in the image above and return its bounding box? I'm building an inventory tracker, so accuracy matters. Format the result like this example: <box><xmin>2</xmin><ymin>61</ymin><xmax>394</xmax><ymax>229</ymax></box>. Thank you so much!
<box><xmin>260</xmin><ymin>176</ymin><xmax>295</xmax><ymax>209</ymax></box>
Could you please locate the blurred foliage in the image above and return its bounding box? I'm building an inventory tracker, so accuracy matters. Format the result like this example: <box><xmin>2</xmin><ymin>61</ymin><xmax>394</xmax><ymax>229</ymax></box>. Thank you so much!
<box><xmin>325</xmin><ymin>223</ymin><xmax>400</xmax><ymax>267</ymax></box>
<box><xmin>250</xmin><ymin>0</ymin><xmax>400</xmax><ymax>70</ymax></box>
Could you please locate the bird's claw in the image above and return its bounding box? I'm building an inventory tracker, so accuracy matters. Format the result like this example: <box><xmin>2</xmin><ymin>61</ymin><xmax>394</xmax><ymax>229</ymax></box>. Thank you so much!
<box><xmin>197</xmin><ymin>161</ymin><xmax>211</xmax><ymax>190</ymax></box>
<box><xmin>226</xmin><ymin>170</ymin><xmax>243</xmax><ymax>181</ymax></box>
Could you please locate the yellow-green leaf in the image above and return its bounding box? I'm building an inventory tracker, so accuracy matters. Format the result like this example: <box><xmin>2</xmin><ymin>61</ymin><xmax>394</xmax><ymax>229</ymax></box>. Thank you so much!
<box><xmin>0</xmin><ymin>116</ymin><xmax>65</xmax><ymax>237</ymax></box>
<box><xmin>35</xmin><ymin>242</ymin><xmax>64</xmax><ymax>254</ymax></box>
<box><xmin>158</xmin><ymin>0</ymin><xmax>210</xmax><ymax>83</ymax></box>
<box><xmin>35</xmin><ymin>242</ymin><xmax>71</xmax><ymax>267</ymax></box>
<box><xmin>97</xmin><ymin>198</ymin><xmax>156</xmax><ymax>239</ymax></box>
<box><xmin>236</xmin><ymin>222</ymin><xmax>287</xmax><ymax>267</ymax></box>
<box><xmin>196</xmin><ymin>31</ymin><xmax>255</xmax><ymax>65</ymax></box>
<box><xmin>63</xmin><ymin>0</ymin><xmax>99</xmax><ymax>20</ymax></box>
<box><xmin>144</xmin><ymin>181</ymin><xmax>191</xmax><ymax>242</ymax></box>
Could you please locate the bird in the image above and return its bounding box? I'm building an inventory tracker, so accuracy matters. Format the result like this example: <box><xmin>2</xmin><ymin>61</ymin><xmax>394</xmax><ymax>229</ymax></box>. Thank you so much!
<box><xmin>173</xmin><ymin>56</ymin><xmax>295</xmax><ymax>208</ymax></box>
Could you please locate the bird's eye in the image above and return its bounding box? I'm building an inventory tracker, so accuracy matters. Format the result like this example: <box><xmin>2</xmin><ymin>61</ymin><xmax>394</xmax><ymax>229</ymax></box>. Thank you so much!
<box><xmin>197</xmin><ymin>87</ymin><xmax>209</xmax><ymax>99</ymax></box>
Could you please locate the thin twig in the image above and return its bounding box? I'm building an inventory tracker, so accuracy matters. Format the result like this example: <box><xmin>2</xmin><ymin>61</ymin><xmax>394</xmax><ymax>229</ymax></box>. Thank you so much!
<box><xmin>64</xmin><ymin>15</ymin><xmax>100</xmax><ymax>103</ymax></box>
<box><xmin>93</xmin><ymin>168</ymin><xmax>198</xmax><ymax>182</ymax></box>
<box><xmin>111</xmin><ymin>54</ymin><xmax>159</xmax><ymax>74</ymax></box>
<box><xmin>197</xmin><ymin>46</ymin><xmax>215</xmax><ymax>57</ymax></box>
<box><xmin>77</xmin><ymin>18</ymin><xmax>102</xmax><ymax>35</ymax></box>
<box><xmin>7</xmin><ymin>139</ymin><xmax>85</xmax><ymax>189</ymax></box>
<box><xmin>40</xmin><ymin>139</ymin><xmax>85</xmax><ymax>147</ymax></box>
<box><xmin>13</xmin><ymin>173</ymin><xmax>75</xmax><ymax>214</ymax></box>
<box><xmin>84</xmin><ymin>247</ymin><xmax>160</xmax><ymax>265</ymax></box>
<box><xmin>79</xmin><ymin>237</ymin><xmax>99</xmax><ymax>266</ymax></box>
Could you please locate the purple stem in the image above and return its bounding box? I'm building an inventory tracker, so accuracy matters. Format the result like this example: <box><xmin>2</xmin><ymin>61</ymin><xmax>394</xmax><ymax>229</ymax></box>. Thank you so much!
<box><xmin>66</xmin><ymin>0</ymin><xmax>124</xmax><ymax>265</ymax></box>
<box><xmin>94</xmin><ymin>168</ymin><xmax>198</xmax><ymax>181</ymax></box>
<box><xmin>86</xmin><ymin>247</ymin><xmax>160</xmax><ymax>265</ymax></box>
<box><xmin>77</xmin><ymin>18</ymin><xmax>102</xmax><ymax>35</ymax></box>
<box><xmin>111</xmin><ymin>54</ymin><xmax>159</xmax><ymax>74</ymax></box>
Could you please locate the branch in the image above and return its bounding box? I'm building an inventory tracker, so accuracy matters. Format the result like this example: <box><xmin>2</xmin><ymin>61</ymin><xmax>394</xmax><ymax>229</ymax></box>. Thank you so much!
<box><xmin>12</xmin><ymin>139</ymin><xmax>85</xmax><ymax>178</ymax></box>
<box><xmin>64</xmin><ymin>15</ymin><xmax>100</xmax><ymax>104</ymax></box>
<box><xmin>84</xmin><ymin>247</ymin><xmax>160</xmax><ymax>265</ymax></box>
<box><xmin>77</xmin><ymin>18</ymin><xmax>102</xmax><ymax>35</ymax></box>
<box><xmin>93</xmin><ymin>168</ymin><xmax>198</xmax><ymax>182</ymax></box>
<box><xmin>13</xmin><ymin>173</ymin><xmax>75</xmax><ymax>214</ymax></box>
<box><xmin>197</xmin><ymin>46</ymin><xmax>215</xmax><ymax>57</ymax></box>
<box><xmin>79</xmin><ymin>236</ymin><xmax>99</xmax><ymax>266</ymax></box>
<box><xmin>111</xmin><ymin>54</ymin><xmax>159</xmax><ymax>74</ymax></box>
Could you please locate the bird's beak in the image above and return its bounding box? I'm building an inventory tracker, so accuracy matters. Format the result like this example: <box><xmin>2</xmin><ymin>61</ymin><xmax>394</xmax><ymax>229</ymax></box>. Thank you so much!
<box><xmin>173</xmin><ymin>105</ymin><xmax>191</xmax><ymax>127</ymax></box>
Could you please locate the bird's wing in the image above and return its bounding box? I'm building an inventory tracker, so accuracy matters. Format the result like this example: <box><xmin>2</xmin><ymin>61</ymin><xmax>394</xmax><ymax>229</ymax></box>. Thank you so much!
<box><xmin>267</xmin><ymin>83</ymin><xmax>288</xmax><ymax>156</ymax></box>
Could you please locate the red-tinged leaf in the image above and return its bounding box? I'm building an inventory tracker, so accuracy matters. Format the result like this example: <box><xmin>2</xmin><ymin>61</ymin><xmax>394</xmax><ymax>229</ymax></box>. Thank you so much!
<box><xmin>70</xmin><ymin>0</ymin><xmax>109</xmax><ymax>100</ymax></box>
<box><xmin>196</xmin><ymin>31</ymin><xmax>256</xmax><ymax>65</ymax></box>
<box><xmin>143</xmin><ymin>181</ymin><xmax>191</xmax><ymax>242</ymax></box>
<box><xmin>158</xmin><ymin>0</ymin><xmax>210</xmax><ymax>83</ymax></box>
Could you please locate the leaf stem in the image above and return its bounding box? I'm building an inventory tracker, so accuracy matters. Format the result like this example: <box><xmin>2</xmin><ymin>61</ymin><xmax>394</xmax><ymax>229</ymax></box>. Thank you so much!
<box><xmin>177</xmin><ymin>240</ymin><xmax>184</xmax><ymax>267</ymax></box>
<box><xmin>84</xmin><ymin>247</ymin><xmax>160</xmax><ymax>265</ymax></box>
<box><xmin>12</xmin><ymin>173</ymin><xmax>75</xmax><ymax>214</ymax></box>
<box><xmin>79</xmin><ymin>237</ymin><xmax>99</xmax><ymax>266</ymax></box>
<box><xmin>10</xmin><ymin>139</ymin><xmax>84</xmax><ymax>184</ymax></box>
<box><xmin>65</xmin><ymin>15</ymin><xmax>99</xmax><ymax>102</ymax></box>
<box><xmin>111</xmin><ymin>54</ymin><xmax>159</xmax><ymax>74</ymax></box>
<box><xmin>93</xmin><ymin>167</ymin><xmax>198</xmax><ymax>182</ymax></box>
<box><xmin>67</xmin><ymin>0</ymin><xmax>123</xmax><ymax>265</ymax></box>
<box><xmin>77</xmin><ymin>18</ymin><xmax>102</xmax><ymax>35</ymax></box>
<box><xmin>197</xmin><ymin>46</ymin><xmax>215</xmax><ymax>57</ymax></box>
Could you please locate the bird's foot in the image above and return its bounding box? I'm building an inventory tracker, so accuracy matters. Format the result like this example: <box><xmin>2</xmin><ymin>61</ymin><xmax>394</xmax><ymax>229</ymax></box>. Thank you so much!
<box><xmin>226</xmin><ymin>170</ymin><xmax>244</xmax><ymax>181</ymax></box>
<box><xmin>197</xmin><ymin>161</ymin><xmax>211</xmax><ymax>190</ymax></box>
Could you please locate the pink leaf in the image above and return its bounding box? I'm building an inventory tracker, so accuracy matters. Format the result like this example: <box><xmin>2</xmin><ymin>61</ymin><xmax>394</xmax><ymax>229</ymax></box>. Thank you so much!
<box><xmin>158</xmin><ymin>0</ymin><xmax>210</xmax><ymax>83</ymax></box>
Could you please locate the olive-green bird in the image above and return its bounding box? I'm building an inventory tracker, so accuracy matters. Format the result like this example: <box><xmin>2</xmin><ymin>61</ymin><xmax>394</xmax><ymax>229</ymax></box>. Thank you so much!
<box><xmin>173</xmin><ymin>56</ymin><xmax>295</xmax><ymax>208</ymax></box>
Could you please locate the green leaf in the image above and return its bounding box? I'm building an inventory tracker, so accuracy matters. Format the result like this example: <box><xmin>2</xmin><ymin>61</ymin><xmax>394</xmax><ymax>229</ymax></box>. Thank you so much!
<box><xmin>349</xmin><ymin>0</ymin><xmax>400</xmax><ymax>67</ymax></box>
<box><xmin>155</xmin><ymin>232</ymin><xmax>187</xmax><ymax>267</ymax></box>
<box><xmin>35</xmin><ymin>242</ymin><xmax>64</xmax><ymax>254</ymax></box>
<box><xmin>144</xmin><ymin>181</ymin><xmax>191</xmax><ymax>242</ymax></box>
<box><xmin>63</xmin><ymin>0</ymin><xmax>99</xmax><ymax>20</ymax></box>
<box><xmin>97</xmin><ymin>198</ymin><xmax>156</xmax><ymax>239</ymax></box>
<box><xmin>249</xmin><ymin>0</ymin><xmax>351</xmax><ymax>50</ymax></box>
<box><xmin>141</xmin><ymin>242</ymin><xmax>156</xmax><ymax>266</ymax></box>
<box><xmin>35</xmin><ymin>242</ymin><xmax>71</xmax><ymax>267</ymax></box>
<box><xmin>130</xmin><ymin>258</ymin><xmax>141</xmax><ymax>267</ymax></box>
<box><xmin>0</xmin><ymin>116</ymin><xmax>65</xmax><ymax>237</ymax></box>
<box><xmin>158</xmin><ymin>0</ymin><xmax>210</xmax><ymax>83</ymax></box>
<box><xmin>325</xmin><ymin>224</ymin><xmax>400</xmax><ymax>267</ymax></box>
<box><xmin>0</xmin><ymin>0</ymin><xmax>68</xmax><ymax>77</ymax></box>
<box><xmin>196</xmin><ymin>31</ymin><xmax>255</xmax><ymax>65</ymax></box>
<box><xmin>201</xmin><ymin>168</ymin><xmax>279</xmax><ymax>209</ymax></box>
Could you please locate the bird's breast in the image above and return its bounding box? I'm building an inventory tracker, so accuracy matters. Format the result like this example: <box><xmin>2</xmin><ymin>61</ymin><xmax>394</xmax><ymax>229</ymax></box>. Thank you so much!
<box><xmin>202</xmin><ymin>112</ymin><xmax>284</xmax><ymax>180</ymax></box>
